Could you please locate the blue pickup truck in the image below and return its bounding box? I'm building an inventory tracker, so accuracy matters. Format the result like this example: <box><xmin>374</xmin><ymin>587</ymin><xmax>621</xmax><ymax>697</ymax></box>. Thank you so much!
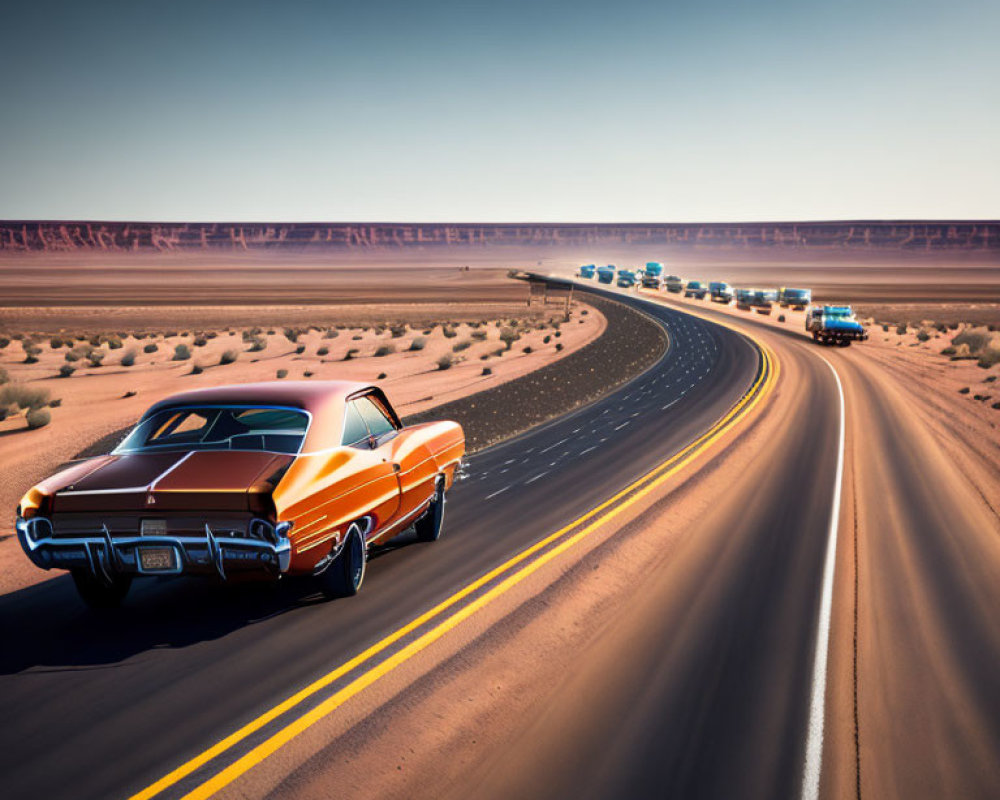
<box><xmin>597</xmin><ymin>265</ymin><xmax>616</xmax><ymax>284</ymax></box>
<box><xmin>642</xmin><ymin>262</ymin><xmax>664</xmax><ymax>289</ymax></box>
<box><xmin>709</xmin><ymin>281</ymin><xmax>734</xmax><ymax>303</ymax></box>
<box><xmin>579</xmin><ymin>264</ymin><xmax>596</xmax><ymax>279</ymax></box>
<box><xmin>806</xmin><ymin>306</ymin><xmax>868</xmax><ymax>346</ymax></box>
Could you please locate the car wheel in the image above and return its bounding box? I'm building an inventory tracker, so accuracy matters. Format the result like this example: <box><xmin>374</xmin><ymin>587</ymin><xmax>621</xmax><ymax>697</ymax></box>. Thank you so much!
<box><xmin>71</xmin><ymin>569</ymin><xmax>132</xmax><ymax>609</ymax></box>
<box><xmin>414</xmin><ymin>476</ymin><xmax>446</xmax><ymax>543</ymax></box>
<box><xmin>320</xmin><ymin>522</ymin><xmax>366</xmax><ymax>599</ymax></box>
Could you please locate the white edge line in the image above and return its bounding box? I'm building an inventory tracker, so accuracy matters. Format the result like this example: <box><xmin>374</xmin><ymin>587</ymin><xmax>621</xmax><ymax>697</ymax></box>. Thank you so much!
<box><xmin>800</xmin><ymin>355</ymin><xmax>846</xmax><ymax>800</ymax></box>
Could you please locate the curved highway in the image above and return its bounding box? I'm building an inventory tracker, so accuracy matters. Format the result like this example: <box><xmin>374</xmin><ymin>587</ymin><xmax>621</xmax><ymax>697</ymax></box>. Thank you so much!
<box><xmin>0</xmin><ymin>284</ymin><xmax>847</xmax><ymax>800</ymax></box>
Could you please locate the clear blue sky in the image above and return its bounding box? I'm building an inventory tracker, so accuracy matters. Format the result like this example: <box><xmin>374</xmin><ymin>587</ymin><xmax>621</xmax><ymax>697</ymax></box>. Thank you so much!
<box><xmin>2</xmin><ymin>0</ymin><xmax>997</xmax><ymax>221</ymax></box>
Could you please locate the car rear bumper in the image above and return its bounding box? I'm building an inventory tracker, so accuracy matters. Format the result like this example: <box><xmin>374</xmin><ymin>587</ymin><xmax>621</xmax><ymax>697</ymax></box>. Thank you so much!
<box><xmin>17</xmin><ymin>517</ymin><xmax>291</xmax><ymax>580</ymax></box>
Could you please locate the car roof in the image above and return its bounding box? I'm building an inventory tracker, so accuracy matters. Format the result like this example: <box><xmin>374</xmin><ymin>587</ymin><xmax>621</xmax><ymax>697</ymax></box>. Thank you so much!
<box><xmin>143</xmin><ymin>381</ymin><xmax>394</xmax><ymax>450</ymax></box>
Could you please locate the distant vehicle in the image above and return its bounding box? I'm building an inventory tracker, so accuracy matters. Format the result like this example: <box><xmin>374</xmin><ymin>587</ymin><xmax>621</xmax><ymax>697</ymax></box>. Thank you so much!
<box><xmin>665</xmin><ymin>275</ymin><xmax>684</xmax><ymax>294</ymax></box>
<box><xmin>779</xmin><ymin>287</ymin><xmax>812</xmax><ymax>309</ymax></box>
<box><xmin>597</xmin><ymin>265</ymin><xmax>616</xmax><ymax>284</ymax></box>
<box><xmin>735</xmin><ymin>288</ymin><xmax>755</xmax><ymax>310</ymax></box>
<box><xmin>709</xmin><ymin>281</ymin><xmax>734</xmax><ymax>303</ymax></box>
<box><xmin>684</xmin><ymin>280</ymin><xmax>708</xmax><ymax>299</ymax></box>
<box><xmin>806</xmin><ymin>305</ymin><xmax>869</xmax><ymax>346</ymax></box>
<box><xmin>578</xmin><ymin>264</ymin><xmax>596</xmax><ymax>279</ymax></box>
<box><xmin>616</xmin><ymin>269</ymin><xmax>637</xmax><ymax>289</ymax></box>
<box><xmin>641</xmin><ymin>264</ymin><xmax>664</xmax><ymax>289</ymax></box>
<box><xmin>15</xmin><ymin>381</ymin><xmax>465</xmax><ymax>606</ymax></box>
<box><xmin>751</xmin><ymin>289</ymin><xmax>778</xmax><ymax>314</ymax></box>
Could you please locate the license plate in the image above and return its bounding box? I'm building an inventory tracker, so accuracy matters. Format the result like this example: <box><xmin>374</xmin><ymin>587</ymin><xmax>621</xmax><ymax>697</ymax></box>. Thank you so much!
<box><xmin>139</xmin><ymin>547</ymin><xmax>176</xmax><ymax>572</ymax></box>
<box><xmin>141</xmin><ymin>518</ymin><xmax>167</xmax><ymax>537</ymax></box>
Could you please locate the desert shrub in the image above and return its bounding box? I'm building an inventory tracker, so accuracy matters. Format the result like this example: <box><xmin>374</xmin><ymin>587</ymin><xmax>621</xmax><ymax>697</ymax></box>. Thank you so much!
<box><xmin>985</xmin><ymin>375</ymin><xmax>997</xmax><ymax>383</ymax></box>
<box><xmin>88</xmin><ymin>335</ymin><xmax>101</xmax><ymax>347</ymax></box>
<box><xmin>317</xmin><ymin>346</ymin><xmax>329</xmax><ymax>356</ymax></box>
<box><xmin>0</xmin><ymin>367</ymin><xmax>8</xmax><ymax>384</ymax></box>
<box><xmin>940</xmin><ymin>346</ymin><xmax>956</xmax><ymax>355</ymax></box>
<box><xmin>499</xmin><ymin>327</ymin><xmax>519</xmax><ymax>350</ymax></box>
<box><xmin>49</xmin><ymin>398</ymin><xmax>61</xmax><ymax>407</ymax></box>
<box><xmin>352</xmin><ymin>334</ymin><xmax>363</xmax><ymax>341</ymax></box>
<box><xmin>58</xmin><ymin>364</ymin><xmax>75</xmax><ymax>378</ymax></box>
<box><xmin>26</xmin><ymin>409</ymin><xmax>51</xmax><ymax>429</ymax></box>
<box><xmin>343</xmin><ymin>348</ymin><xmax>359</xmax><ymax>361</ymax></box>
<box><xmin>993</xmin><ymin>402</ymin><xmax>1000</xmax><ymax>410</ymax></box>
<box><xmin>555</xmin><ymin>343</ymin><xmax>564</xmax><ymax>351</ymax></box>
<box><xmin>87</xmin><ymin>350</ymin><xmax>106</xmax><ymax>368</ymax></box>
<box><xmin>283</xmin><ymin>327</ymin><xmax>300</xmax><ymax>343</ymax></box>
<box><xmin>276</xmin><ymin>369</ymin><xmax>288</xmax><ymax>379</ymax></box>
<box><xmin>952</xmin><ymin>329</ymin><xmax>988</xmax><ymax>352</ymax></box>
<box><xmin>193</xmin><ymin>336</ymin><xmax>208</xmax><ymax>347</ymax></box>
<box><xmin>480</xmin><ymin>354</ymin><xmax>490</xmax><ymax>360</ymax></box>
<box><xmin>442</xmin><ymin>326</ymin><xmax>458</xmax><ymax>339</ymax></box>
<box><xmin>916</xmin><ymin>330</ymin><xmax>931</xmax><ymax>342</ymax></box>
<box><xmin>120</xmin><ymin>349</ymin><xmax>136</xmax><ymax>367</ymax></box>
<box><xmin>422</xmin><ymin>328</ymin><xmax>433</xmax><ymax>335</ymax></box>
<box><xmin>0</xmin><ymin>337</ymin><xmax>9</xmax><ymax>348</ymax></box>
<box><xmin>141</xmin><ymin>342</ymin><xmax>157</xmax><ymax>354</ymax></box>
<box><xmin>322</xmin><ymin>328</ymin><xmax>339</xmax><ymax>339</ymax></box>
<box><xmin>895</xmin><ymin>324</ymin><xmax>907</xmax><ymax>335</ymax></box>
<box><xmin>105</xmin><ymin>336</ymin><xmax>123</xmax><ymax>350</ymax></box>
<box><xmin>122</xmin><ymin>390</ymin><xmax>137</xmax><ymax>398</ymax></box>
<box><xmin>452</xmin><ymin>340</ymin><xmax>471</xmax><ymax>352</ymax></box>
<box><xmin>220</xmin><ymin>349</ymin><xmax>238</xmax><ymax>365</ymax></box>
<box><xmin>881</xmin><ymin>324</ymin><xmax>889</xmax><ymax>332</ymax></box>
<box><xmin>543</xmin><ymin>335</ymin><xmax>551</xmax><ymax>344</ymax></box>
<box><xmin>777</xmin><ymin>314</ymin><xmax>786</xmax><ymax>323</ymax></box>
<box><xmin>1</xmin><ymin>383</ymin><xmax>50</xmax><ymax>410</ymax></box>
<box><xmin>482</xmin><ymin>367</ymin><xmax>492</xmax><ymax>376</ymax></box>
<box><xmin>408</xmin><ymin>337</ymin><xmax>427</xmax><ymax>351</ymax></box>
<box><xmin>377</xmin><ymin>372</ymin><xmax>387</xmax><ymax>379</ymax></box>
<box><xmin>374</xmin><ymin>344</ymin><xmax>395</xmax><ymax>357</ymax></box>
<box><xmin>64</xmin><ymin>349</ymin><xmax>81</xmax><ymax>362</ymax></box>
<box><xmin>436</xmin><ymin>354</ymin><xmax>453</xmax><ymax>370</ymax></box>
<box><xmin>977</xmin><ymin>349</ymin><xmax>1000</xmax><ymax>369</ymax></box>
<box><xmin>206</xmin><ymin>331</ymin><xmax>218</xmax><ymax>339</ymax></box>
<box><xmin>49</xmin><ymin>336</ymin><xmax>65</xmax><ymax>349</ymax></box>
<box><xmin>173</xmin><ymin>344</ymin><xmax>191</xmax><ymax>361</ymax></box>
<box><xmin>190</xmin><ymin>364</ymin><xmax>204</xmax><ymax>375</ymax></box>
<box><xmin>522</xmin><ymin>345</ymin><xmax>533</xmax><ymax>354</ymax></box>
<box><xmin>554</xmin><ymin>331</ymin><xmax>562</xmax><ymax>338</ymax></box>
<box><xmin>23</xmin><ymin>344</ymin><xmax>42</xmax><ymax>363</ymax></box>
<box><xmin>471</xmin><ymin>330</ymin><xmax>488</xmax><ymax>341</ymax></box>
<box><xmin>390</xmin><ymin>325</ymin><xmax>407</xmax><ymax>338</ymax></box>
<box><xmin>303</xmin><ymin>370</ymin><xmax>314</xmax><ymax>378</ymax></box>
<box><xmin>247</xmin><ymin>335</ymin><xmax>267</xmax><ymax>352</ymax></box>
<box><xmin>958</xmin><ymin>387</ymin><xmax>970</xmax><ymax>394</ymax></box>
<box><xmin>295</xmin><ymin>344</ymin><xmax>306</xmax><ymax>355</ymax></box>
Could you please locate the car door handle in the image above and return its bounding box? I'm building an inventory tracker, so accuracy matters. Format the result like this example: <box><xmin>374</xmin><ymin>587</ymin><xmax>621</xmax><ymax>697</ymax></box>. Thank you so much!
<box><xmin>392</xmin><ymin>463</ymin><xmax>401</xmax><ymax>473</ymax></box>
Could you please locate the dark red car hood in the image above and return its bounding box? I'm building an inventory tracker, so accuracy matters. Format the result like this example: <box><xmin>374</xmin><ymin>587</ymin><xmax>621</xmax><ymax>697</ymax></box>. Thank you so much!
<box><xmin>51</xmin><ymin>450</ymin><xmax>294</xmax><ymax>514</ymax></box>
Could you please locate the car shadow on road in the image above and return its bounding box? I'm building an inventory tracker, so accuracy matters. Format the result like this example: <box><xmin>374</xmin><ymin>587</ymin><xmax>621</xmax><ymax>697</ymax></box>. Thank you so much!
<box><xmin>0</xmin><ymin>532</ymin><xmax>424</xmax><ymax>676</ymax></box>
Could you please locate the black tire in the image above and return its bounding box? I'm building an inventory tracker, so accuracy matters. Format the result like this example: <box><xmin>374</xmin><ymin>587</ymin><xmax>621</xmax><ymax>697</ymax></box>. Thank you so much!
<box><xmin>414</xmin><ymin>477</ymin><xmax>446</xmax><ymax>543</ymax></box>
<box><xmin>71</xmin><ymin>569</ymin><xmax>132</xmax><ymax>609</ymax></box>
<box><xmin>838</xmin><ymin>339</ymin><xmax>851</xmax><ymax>347</ymax></box>
<box><xmin>320</xmin><ymin>523</ymin><xmax>366</xmax><ymax>599</ymax></box>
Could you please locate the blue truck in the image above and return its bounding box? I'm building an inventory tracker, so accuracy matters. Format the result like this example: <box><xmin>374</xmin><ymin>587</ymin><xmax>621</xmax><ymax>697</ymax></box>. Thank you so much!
<box><xmin>616</xmin><ymin>269</ymin><xmax>637</xmax><ymax>289</ymax></box>
<box><xmin>735</xmin><ymin>288</ymin><xmax>755</xmax><ymax>310</ymax></box>
<box><xmin>709</xmin><ymin>281</ymin><xmax>734</xmax><ymax>303</ymax></box>
<box><xmin>751</xmin><ymin>289</ymin><xmax>778</xmax><ymax>314</ymax></box>
<box><xmin>806</xmin><ymin>306</ymin><xmax>868</xmax><ymax>346</ymax></box>
<box><xmin>665</xmin><ymin>274</ymin><xmax>684</xmax><ymax>293</ymax></box>
<box><xmin>597</xmin><ymin>265</ymin><xmax>616</xmax><ymax>284</ymax></box>
<box><xmin>642</xmin><ymin>262</ymin><xmax>664</xmax><ymax>289</ymax></box>
<box><xmin>578</xmin><ymin>264</ymin><xmax>596</xmax><ymax>279</ymax></box>
<box><xmin>779</xmin><ymin>287</ymin><xmax>812</xmax><ymax>310</ymax></box>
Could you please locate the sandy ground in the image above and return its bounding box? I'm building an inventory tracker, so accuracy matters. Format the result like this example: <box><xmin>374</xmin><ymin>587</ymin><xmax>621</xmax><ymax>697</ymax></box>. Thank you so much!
<box><xmin>0</xmin><ymin>300</ymin><xmax>603</xmax><ymax>594</ymax></box>
<box><xmin>211</xmin><ymin>283</ymin><xmax>1000</xmax><ymax>800</ymax></box>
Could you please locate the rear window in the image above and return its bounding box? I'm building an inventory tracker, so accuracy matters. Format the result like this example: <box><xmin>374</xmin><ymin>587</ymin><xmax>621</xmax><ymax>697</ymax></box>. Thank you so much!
<box><xmin>115</xmin><ymin>406</ymin><xmax>309</xmax><ymax>455</ymax></box>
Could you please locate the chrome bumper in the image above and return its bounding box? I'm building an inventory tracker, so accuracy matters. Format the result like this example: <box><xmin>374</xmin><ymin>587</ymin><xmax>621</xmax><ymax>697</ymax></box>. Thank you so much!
<box><xmin>16</xmin><ymin>517</ymin><xmax>291</xmax><ymax>580</ymax></box>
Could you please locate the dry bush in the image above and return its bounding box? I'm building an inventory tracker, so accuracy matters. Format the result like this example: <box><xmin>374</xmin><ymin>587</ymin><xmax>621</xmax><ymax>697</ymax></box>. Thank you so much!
<box><xmin>343</xmin><ymin>348</ymin><xmax>359</xmax><ymax>361</ymax></box>
<box><xmin>276</xmin><ymin>369</ymin><xmax>288</xmax><ymax>379</ymax></box>
<box><xmin>442</xmin><ymin>326</ymin><xmax>458</xmax><ymax>339</ymax></box>
<box><xmin>143</xmin><ymin>343</ymin><xmax>158</xmax><ymax>353</ymax></box>
<box><xmin>247</xmin><ymin>336</ymin><xmax>267</xmax><ymax>352</ymax></box>
<box><xmin>120</xmin><ymin>349</ymin><xmax>137</xmax><ymax>367</ymax></box>
<box><xmin>390</xmin><ymin>325</ymin><xmax>407</xmax><ymax>338</ymax></box>
<box><xmin>26</xmin><ymin>409</ymin><xmax>51</xmax><ymax>429</ymax></box>
<box><xmin>59</xmin><ymin>364</ymin><xmax>75</xmax><ymax>378</ymax></box>
<box><xmin>978</xmin><ymin>349</ymin><xmax>1000</xmax><ymax>369</ymax></box>
<box><xmin>1</xmin><ymin>383</ymin><xmax>51</xmax><ymax>410</ymax></box>
<box><xmin>316</xmin><ymin>346</ymin><xmax>329</xmax><ymax>356</ymax></box>
<box><xmin>323</xmin><ymin>328</ymin><xmax>339</xmax><ymax>339</ymax></box>
<box><xmin>193</xmin><ymin>336</ymin><xmax>208</xmax><ymax>347</ymax></box>
<box><xmin>471</xmin><ymin>330</ymin><xmax>488</xmax><ymax>341</ymax></box>
<box><xmin>436</xmin><ymin>354</ymin><xmax>454</xmax><ymax>370</ymax></box>
<box><xmin>377</xmin><ymin>372</ymin><xmax>387</xmax><ymax>379</ymax></box>
<box><xmin>374</xmin><ymin>344</ymin><xmax>395</xmax><ymax>357</ymax></box>
<box><xmin>482</xmin><ymin>367</ymin><xmax>492</xmax><ymax>375</ymax></box>
<box><xmin>0</xmin><ymin>337</ymin><xmax>10</xmax><ymax>349</ymax></box>
<box><xmin>295</xmin><ymin>344</ymin><xmax>306</xmax><ymax>355</ymax></box>
<box><xmin>408</xmin><ymin>337</ymin><xmax>427</xmax><ymax>351</ymax></box>
<box><xmin>220</xmin><ymin>349</ymin><xmax>238</xmax><ymax>365</ymax></box>
<box><xmin>499</xmin><ymin>327</ymin><xmax>519</xmax><ymax>349</ymax></box>
<box><xmin>953</xmin><ymin>329</ymin><xmax>990</xmax><ymax>352</ymax></box>
<box><xmin>190</xmin><ymin>364</ymin><xmax>204</xmax><ymax>375</ymax></box>
<box><xmin>23</xmin><ymin>344</ymin><xmax>42</xmax><ymax>364</ymax></box>
<box><xmin>173</xmin><ymin>344</ymin><xmax>191</xmax><ymax>361</ymax></box>
<box><xmin>87</xmin><ymin>350</ymin><xmax>106</xmax><ymax>368</ymax></box>
<box><xmin>452</xmin><ymin>340</ymin><xmax>471</xmax><ymax>352</ymax></box>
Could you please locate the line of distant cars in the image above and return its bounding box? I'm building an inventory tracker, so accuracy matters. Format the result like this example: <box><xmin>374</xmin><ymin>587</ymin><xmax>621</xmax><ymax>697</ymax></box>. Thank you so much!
<box><xmin>577</xmin><ymin>262</ymin><xmax>868</xmax><ymax>347</ymax></box>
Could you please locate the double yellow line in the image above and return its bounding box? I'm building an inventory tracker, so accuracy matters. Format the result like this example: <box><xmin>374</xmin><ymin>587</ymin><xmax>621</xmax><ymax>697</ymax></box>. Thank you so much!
<box><xmin>132</xmin><ymin>320</ymin><xmax>778</xmax><ymax>800</ymax></box>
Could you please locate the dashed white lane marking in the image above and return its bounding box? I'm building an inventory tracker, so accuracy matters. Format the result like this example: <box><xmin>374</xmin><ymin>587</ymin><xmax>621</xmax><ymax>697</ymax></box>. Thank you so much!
<box><xmin>613</xmin><ymin>421</ymin><xmax>630</xmax><ymax>431</ymax></box>
<box><xmin>484</xmin><ymin>485</ymin><xmax>511</xmax><ymax>500</ymax></box>
<box><xmin>800</xmin><ymin>357</ymin><xmax>846</xmax><ymax>800</ymax></box>
<box><xmin>580</xmin><ymin>445</ymin><xmax>597</xmax><ymax>456</ymax></box>
<box><xmin>525</xmin><ymin>471</ymin><xmax>549</xmax><ymax>485</ymax></box>
<box><xmin>661</xmin><ymin>399</ymin><xmax>680</xmax><ymax>411</ymax></box>
<box><xmin>539</xmin><ymin>437</ymin><xmax>570</xmax><ymax>455</ymax></box>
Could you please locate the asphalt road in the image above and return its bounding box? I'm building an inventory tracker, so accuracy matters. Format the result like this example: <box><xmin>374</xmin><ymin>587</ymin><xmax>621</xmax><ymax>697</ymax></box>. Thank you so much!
<box><xmin>0</xmin><ymin>284</ymin><xmax>777</xmax><ymax>800</ymax></box>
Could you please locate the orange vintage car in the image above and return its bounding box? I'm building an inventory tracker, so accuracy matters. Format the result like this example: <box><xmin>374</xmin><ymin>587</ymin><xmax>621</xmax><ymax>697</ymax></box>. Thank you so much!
<box><xmin>16</xmin><ymin>381</ymin><xmax>465</xmax><ymax>607</ymax></box>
